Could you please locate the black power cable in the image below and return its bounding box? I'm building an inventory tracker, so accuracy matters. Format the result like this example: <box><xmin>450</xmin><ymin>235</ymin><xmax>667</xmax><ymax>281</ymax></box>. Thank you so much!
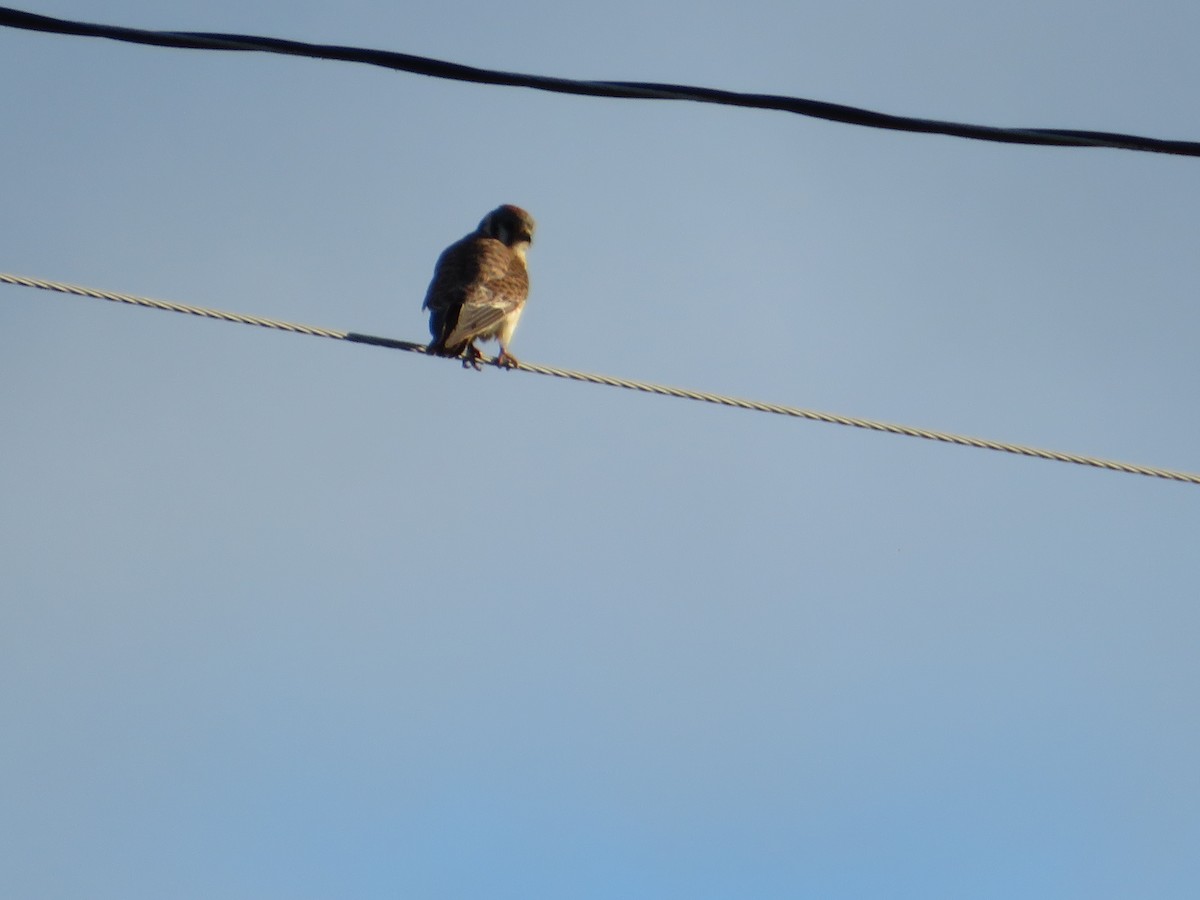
<box><xmin>2</xmin><ymin>5</ymin><xmax>1197</xmax><ymax>157</ymax></box>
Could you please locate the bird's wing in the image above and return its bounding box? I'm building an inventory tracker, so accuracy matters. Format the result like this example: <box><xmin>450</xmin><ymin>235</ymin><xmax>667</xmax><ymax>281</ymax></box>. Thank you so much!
<box><xmin>438</xmin><ymin>239</ymin><xmax>528</xmax><ymax>346</ymax></box>
<box><xmin>422</xmin><ymin>235</ymin><xmax>477</xmax><ymax>313</ymax></box>
<box><xmin>443</xmin><ymin>293</ymin><xmax>518</xmax><ymax>344</ymax></box>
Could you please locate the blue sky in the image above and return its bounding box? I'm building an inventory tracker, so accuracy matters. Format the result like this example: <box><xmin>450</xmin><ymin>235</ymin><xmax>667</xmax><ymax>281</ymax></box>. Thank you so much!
<box><xmin>3</xmin><ymin>1</ymin><xmax>1199</xmax><ymax>897</ymax></box>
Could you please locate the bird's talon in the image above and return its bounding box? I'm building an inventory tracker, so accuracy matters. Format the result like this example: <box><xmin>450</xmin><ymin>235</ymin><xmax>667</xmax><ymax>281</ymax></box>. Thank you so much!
<box><xmin>461</xmin><ymin>344</ymin><xmax>485</xmax><ymax>371</ymax></box>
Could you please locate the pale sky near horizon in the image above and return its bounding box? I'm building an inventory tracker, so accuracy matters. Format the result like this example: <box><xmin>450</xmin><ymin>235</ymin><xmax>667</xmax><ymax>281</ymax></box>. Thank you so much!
<box><xmin>3</xmin><ymin>2</ymin><xmax>1199</xmax><ymax>897</ymax></box>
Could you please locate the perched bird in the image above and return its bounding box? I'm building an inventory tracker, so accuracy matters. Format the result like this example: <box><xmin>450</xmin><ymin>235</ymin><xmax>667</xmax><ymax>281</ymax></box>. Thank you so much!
<box><xmin>423</xmin><ymin>204</ymin><xmax>536</xmax><ymax>369</ymax></box>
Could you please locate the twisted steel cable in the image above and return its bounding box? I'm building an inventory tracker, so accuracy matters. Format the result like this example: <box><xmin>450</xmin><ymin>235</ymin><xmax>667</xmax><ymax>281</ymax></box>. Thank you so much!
<box><xmin>4</xmin><ymin>271</ymin><xmax>1197</xmax><ymax>485</ymax></box>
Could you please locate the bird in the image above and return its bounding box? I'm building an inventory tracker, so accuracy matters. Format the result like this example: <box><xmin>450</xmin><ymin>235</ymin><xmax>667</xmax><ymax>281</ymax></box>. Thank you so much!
<box><xmin>422</xmin><ymin>204</ymin><xmax>536</xmax><ymax>370</ymax></box>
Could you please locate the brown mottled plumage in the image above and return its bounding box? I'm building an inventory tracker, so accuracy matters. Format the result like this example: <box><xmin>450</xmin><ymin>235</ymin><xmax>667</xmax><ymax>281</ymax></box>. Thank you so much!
<box><xmin>423</xmin><ymin>204</ymin><xmax>535</xmax><ymax>369</ymax></box>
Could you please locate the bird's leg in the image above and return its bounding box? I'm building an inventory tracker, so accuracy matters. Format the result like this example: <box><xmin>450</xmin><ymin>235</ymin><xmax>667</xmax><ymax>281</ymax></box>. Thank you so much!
<box><xmin>461</xmin><ymin>343</ymin><xmax>484</xmax><ymax>371</ymax></box>
<box><xmin>495</xmin><ymin>348</ymin><xmax>520</xmax><ymax>369</ymax></box>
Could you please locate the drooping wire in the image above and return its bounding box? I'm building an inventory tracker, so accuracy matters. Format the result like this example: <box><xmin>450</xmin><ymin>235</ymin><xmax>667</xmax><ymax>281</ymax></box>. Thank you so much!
<box><xmin>3</xmin><ymin>272</ymin><xmax>1197</xmax><ymax>486</ymax></box>
<box><xmin>1</xmin><ymin>5</ymin><xmax>1197</xmax><ymax>157</ymax></box>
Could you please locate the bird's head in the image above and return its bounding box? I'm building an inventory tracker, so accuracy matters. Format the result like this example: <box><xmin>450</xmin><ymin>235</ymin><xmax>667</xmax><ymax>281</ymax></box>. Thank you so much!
<box><xmin>479</xmin><ymin>204</ymin><xmax>536</xmax><ymax>249</ymax></box>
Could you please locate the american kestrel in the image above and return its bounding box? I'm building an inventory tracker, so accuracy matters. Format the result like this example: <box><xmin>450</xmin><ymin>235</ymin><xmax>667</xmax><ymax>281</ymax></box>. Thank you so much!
<box><xmin>423</xmin><ymin>204</ymin><xmax>536</xmax><ymax>369</ymax></box>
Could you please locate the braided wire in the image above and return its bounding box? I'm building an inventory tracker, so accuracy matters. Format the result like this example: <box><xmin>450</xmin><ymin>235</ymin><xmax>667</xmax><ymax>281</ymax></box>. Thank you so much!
<box><xmin>4</xmin><ymin>271</ymin><xmax>1197</xmax><ymax>485</ymax></box>
<box><xmin>504</xmin><ymin>361</ymin><xmax>1199</xmax><ymax>482</ymax></box>
<box><xmin>0</xmin><ymin>273</ymin><xmax>348</xmax><ymax>339</ymax></box>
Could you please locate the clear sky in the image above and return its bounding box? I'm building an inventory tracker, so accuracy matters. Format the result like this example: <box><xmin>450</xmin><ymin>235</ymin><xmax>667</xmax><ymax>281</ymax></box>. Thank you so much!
<box><xmin>3</xmin><ymin>1</ymin><xmax>1199</xmax><ymax>897</ymax></box>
